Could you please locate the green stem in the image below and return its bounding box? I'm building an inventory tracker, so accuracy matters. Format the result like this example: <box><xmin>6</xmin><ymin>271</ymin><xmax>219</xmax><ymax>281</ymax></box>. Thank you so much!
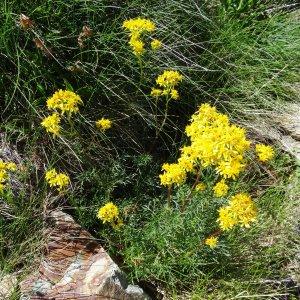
<box><xmin>167</xmin><ymin>185</ymin><xmax>172</xmax><ymax>207</ymax></box>
<box><xmin>156</xmin><ymin>96</ymin><xmax>170</xmax><ymax>138</ymax></box>
<box><xmin>181</xmin><ymin>169</ymin><xmax>201</xmax><ymax>212</ymax></box>
<box><xmin>138</xmin><ymin>55</ymin><xmax>143</xmax><ymax>84</ymax></box>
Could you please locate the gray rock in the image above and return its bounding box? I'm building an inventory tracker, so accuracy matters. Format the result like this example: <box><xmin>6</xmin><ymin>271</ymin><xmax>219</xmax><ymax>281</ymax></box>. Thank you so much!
<box><xmin>0</xmin><ymin>273</ymin><xmax>18</xmax><ymax>299</ymax></box>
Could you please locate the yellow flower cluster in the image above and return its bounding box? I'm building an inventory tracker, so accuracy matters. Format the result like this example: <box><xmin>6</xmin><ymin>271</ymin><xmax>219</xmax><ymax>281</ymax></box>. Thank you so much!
<box><xmin>213</xmin><ymin>179</ymin><xmax>229</xmax><ymax>197</ymax></box>
<box><xmin>204</xmin><ymin>236</ymin><xmax>218</xmax><ymax>248</ymax></box>
<box><xmin>96</xmin><ymin>118</ymin><xmax>112</xmax><ymax>132</ymax></box>
<box><xmin>151</xmin><ymin>39</ymin><xmax>162</xmax><ymax>50</ymax></box>
<box><xmin>159</xmin><ymin>163</ymin><xmax>186</xmax><ymax>186</ymax></box>
<box><xmin>45</xmin><ymin>168</ymin><xmax>70</xmax><ymax>192</ymax></box>
<box><xmin>218</xmin><ymin>193</ymin><xmax>257</xmax><ymax>231</ymax></box>
<box><xmin>159</xmin><ymin>104</ymin><xmax>250</xmax><ymax>186</ymax></box>
<box><xmin>97</xmin><ymin>202</ymin><xmax>123</xmax><ymax>229</ymax></box>
<box><xmin>195</xmin><ymin>182</ymin><xmax>206</xmax><ymax>192</ymax></box>
<box><xmin>151</xmin><ymin>70</ymin><xmax>183</xmax><ymax>100</ymax></box>
<box><xmin>41</xmin><ymin>113</ymin><xmax>61</xmax><ymax>136</ymax></box>
<box><xmin>0</xmin><ymin>160</ymin><xmax>17</xmax><ymax>193</ymax></box>
<box><xmin>47</xmin><ymin>90</ymin><xmax>82</xmax><ymax>115</ymax></box>
<box><xmin>184</xmin><ymin>104</ymin><xmax>250</xmax><ymax>178</ymax></box>
<box><xmin>123</xmin><ymin>17</ymin><xmax>161</xmax><ymax>56</ymax></box>
<box><xmin>255</xmin><ymin>144</ymin><xmax>274</xmax><ymax>162</ymax></box>
<box><xmin>41</xmin><ymin>90</ymin><xmax>82</xmax><ymax>136</ymax></box>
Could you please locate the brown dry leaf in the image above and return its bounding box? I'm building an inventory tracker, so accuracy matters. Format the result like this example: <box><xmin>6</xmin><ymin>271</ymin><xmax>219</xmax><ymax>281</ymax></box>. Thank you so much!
<box><xmin>78</xmin><ymin>25</ymin><xmax>93</xmax><ymax>48</ymax></box>
<box><xmin>67</xmin><ymin>61</ymin><xmax>84</xmax><ymax>73</ymax></box>
<box><xmin>19</xmin><ymin>14</ymin><xmax>34</xmax><ymax>30</ymax></box>
<box><xmin>33</xmin><ymin>38</ymin><xmax>53</xmax><ymax>58</ymax></box>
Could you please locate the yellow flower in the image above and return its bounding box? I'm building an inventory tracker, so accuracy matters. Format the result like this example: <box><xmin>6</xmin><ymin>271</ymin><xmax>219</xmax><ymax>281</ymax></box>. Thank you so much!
<box><xmin>129</xmin><ymin>37</ymin><xmax>145</xmax><ymax>56</ymax></box>
<box><xmin>152</xmin><ymin>71</ymin><xmax>183</xmax><ymax>100</ymax></box>
<box><xmin>0</xmin><ymin>160</ymin><xmax>6</xmax><ymax>170</ymax></box>
<box><xmin>213</xmin><ymin>179</ymin><xmax>229</xmax><ymax>197</ymax></box>
<box><xmin>5</xmin><ymin>162</ymin><xmax>17</xmax><ymax>171</ymax></box>
<box><xmin>178</xmin><ymin>156</ymin><xmax>194</xmax><ymax>172</ymax></box>
<box><xmin>156</xmin><ymin>70</ymin><xmax>183</xmax><ymax>89</ymax></box>
<box><xmin>170</xmin><ymin>89</ymin><xmax>179</xmax><ymax>100</ymax></box>
<box><xmin>97</xmin><ymin>202</ymin><xmax>119</xmax><ymax>224</ymax></box>
<box><xmin>151</xmin><ymin>39</ymin><xmax>162</xmax><ymax>50</ymax></box>
<box><xmin>150</xmin><ymin>88</ymin><xmax>162</xmax><ymax>97</ymax></box>
<box><xmin>255</xmin><ymin>144</ymin><xmax>274</xmax><ymax>162</ymax></box>
<box><xmin>230</xmin><ymin>193</ymin><xmax>257</xmax><ymax>228</ymax></box>
<box><xmin>204</xmin><ymin>236</ymin><xmax>218</xmax><ymax>248</ymax></box>
<box><xmin>47</xmin><ymin>90</ymin><xmax>82</xmax><ymax>115</ymax></box>
<box><xmin>159</xmin><ymin>163</ymin><xmax>186</xmax><ymax>186</ymax></box>
<box><xmin>216</xmin><ymin>159</ymin><xmax>245</xmax><ymax>180</ymax></box>
<box><xmin>96</xmin><ymin>118</ymin><xmax>112</xmax><ymax>131</ymax></box>
<box><xmin>123</xmin><ymin>17</ymin><xmax>156</xmax><ymax>56</ymax></box>
<box><xmin>0</xmin><ymin>160</ymin><xmax>17</xmax><ymax>172</ymax></box>
<box><xmin>182</xmin><ymin>104</ymin><xmax>250</xmax><ymax>179</ymax></box>
<box><xmin>123</xmin><ymin>17</ymin><xmax>155</xmax><ymax>34</ymax></box>
<box><xmin>217</xmin><ymin>193</ymin><xmax>257</xmax><ymax>231</ymax></box>
<box><xmin>41</xmin><ymin>113</ymin><xmax>61</xmax><ymax>136</ymax></box>
<box><xmin>54</xmin><ymin>174</ymin><xmax>70</xmax><ymax>191</ymax></box>
<box><xmin>195</xmin><ymin>182</ymin><xmax>206</xmax><ymax>192</ymax></box>
<box><xmin>0</xmin><ymin>170</ymin><xmax>8</xmax><ymax>183</ymax></box>
<box><xmin>45</xmin><ymin>168</ymin><xmax>70</xmax><ymax>192</ymax></box>
<box><xmin>45</xmin><ymin>169</ymin><xmax>57</xmax><ymax>181</ymax></box>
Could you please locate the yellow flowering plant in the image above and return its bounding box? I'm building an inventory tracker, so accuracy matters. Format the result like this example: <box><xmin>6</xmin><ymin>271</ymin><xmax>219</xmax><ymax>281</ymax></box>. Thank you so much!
<box><xmin>41</xmin><ymin>113</ymin><xmax>61</xmax><ymax>136</ymax></box>
<box><xmin>45</xmin><ymin>168</ymin><xmax>70</xmax><ymax>192</ymax></box>
<box><xmin>47</xmin><ymin>90</ymin><xmax>82</xmax><ymax>116</ymax></box>
<box><xmin>97</xmin><ymin>202</ymin><xmax>123</xmax><ymax>229</ymax></box>
<box><xmin>123</xmin><ymin>17</ymin><xmax>161</xmax><ymax>57</ymax></box>
<box><xmin>255</xmin><ymin>143</ymin><xmax>275</xmax><ymax>162</ymax></box>
<box><xmin>151</xmin><ymin>70</ymin><xmax>183</xmax><ymax>136</ymax></box>
<box><xmin>95</xmin><ymin>118</ymin><xmax>112</xmax><ymax>132</ymax></box>
<box><xmin>204</xmin><ymin>236</ymin><xmax>218</xmax><ymax>248</ymax></box>
<box><xmin>0</xmin><ymin>159</ymin><xmax>17</xmax><ymax>193</ymax></box>
<box><xmin>158</xmin><ymin>103</ymin><xmax>274</xmax><ymax>245</ymax></box>
<box><xmin>41</xmin><ymin>90</ymin><xmax>83</xmax><ymax>136</ymax></box>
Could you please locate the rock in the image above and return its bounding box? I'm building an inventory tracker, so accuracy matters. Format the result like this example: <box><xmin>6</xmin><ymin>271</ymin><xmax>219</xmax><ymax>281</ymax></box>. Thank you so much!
<box><xmin>247</xmin><ymin>104</ymin><xmax>300</xmax><ymax>161</ymax></box>
<box><xmin>20</xmin><ymin>210</ymin><xmax>150</xmax><ymax>300</ymax></box>
<box><xmin>0</xmin><ymin>273</ymin><xmax>18</xmax><ymax>299</ymax></box>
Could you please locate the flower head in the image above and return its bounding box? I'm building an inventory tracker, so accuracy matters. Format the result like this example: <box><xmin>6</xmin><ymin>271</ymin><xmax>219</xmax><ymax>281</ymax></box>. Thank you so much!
<box><xmin>151</xmin><ymin>39</ymin><xmax>162</xmax><ymax>50</ymax></box>
<box><xmin>213</xmin><ymin>179</ymin><xmax>229</xmax><ymax>197</ymax></box>
<box><xmin>96</xmin><ymin>118</ymin><xmax>112</xmax><ymax>131</ymax></box>
<box><xmin>123</xmin><ymin>17</ymin><xmax>156</xmax><ymax>56</ymax></box>
<box><xmin>0</xmin><ymin>160</ymin><xmax>17</xmax><ymax>193</ymax></box>
<box><xmin>129</xmin><ymin>37</ymin><xmax>145</xmax><ymax>56</ymax></box>
<box><xmin>156</xmin><ymin>70</ymin><xmax>183</xmax><ymax>89</ymax></box>
<box><xmin>152</xmin><ymin>70</ymin><xmax>183</xmax><ymax>100</ymax></box>
<box><xmin>150</xmin><ymin>88</ymin><xmax>162</xmax><ymax>98</ymax></box>
<box><xmin>170</xmin><ymin>89</ymin><xmax>179</xmax><ymax>100</ymax></box>
<box><xmin>159</xmin><ymin>163</ymin><xmax>186</xmax><ymax>186</ymax></box>
<box><xmin>204</xmin><ymin>236</ymin><xmax>218</xmax><ymax>248</ymax></box>
<box><xmin>195</xmin><ymin>182</ymin><xmax>206</xmax><ymax>192</ymax></box>
<box><xmin>183</xmin><ymin>103</ymin><xmax>250</xmax><ymax>179</ymax></box>
<box><xmin>41</xmin><ymin>113</ymin><xmax>61</xmax><ymax>136</ymax></box>
<box><xmin>97</xmin><ymin>202</ymin><xmax>119</xmax><ymax>223</ymax></box>
<box><xmin>47</xmin><ymin>90</ymin><xmax>82</xmax><ymax>115</ymax></box>
<box><xmin>45</xmin><ymin>168</ymin><xmax>70</xmax><ymax>192</ymax></box>
<box><xmin>255</xmin><ymin>144</ymin><xmax>274</xmax><ymax>162</ymax></box>
<box><xmin>123</xmin><ymin>17</ymin><xmax>155</xmax><ymax>34</ymax></box>
<box><xmin>217</xmin><ymin>193</ymin><xmax>257</xmax><ymax>231</ymax></box>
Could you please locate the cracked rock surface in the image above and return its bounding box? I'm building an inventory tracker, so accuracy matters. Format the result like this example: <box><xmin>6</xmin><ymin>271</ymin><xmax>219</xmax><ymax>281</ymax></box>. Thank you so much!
<box><xmin>20</xmin><ymin>210</ymin><xmax>149</xmax><ymax>300</ymax></box>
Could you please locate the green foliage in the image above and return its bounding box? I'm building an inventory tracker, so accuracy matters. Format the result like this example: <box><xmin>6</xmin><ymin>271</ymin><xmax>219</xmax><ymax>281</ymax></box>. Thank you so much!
<box><xmin>99</xmin><ymin>154</ymin><xmax>298</xmax><ymax>290</ymax></box>
<box><xmin>0</xmin><ymin>0</ymin><xmax>299</xmax><ymax>298</ymax></box>
<box><xmin>221</xmin><ymin>0</ymin><xmax>258</xmax><ymax>13</ymax></box>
